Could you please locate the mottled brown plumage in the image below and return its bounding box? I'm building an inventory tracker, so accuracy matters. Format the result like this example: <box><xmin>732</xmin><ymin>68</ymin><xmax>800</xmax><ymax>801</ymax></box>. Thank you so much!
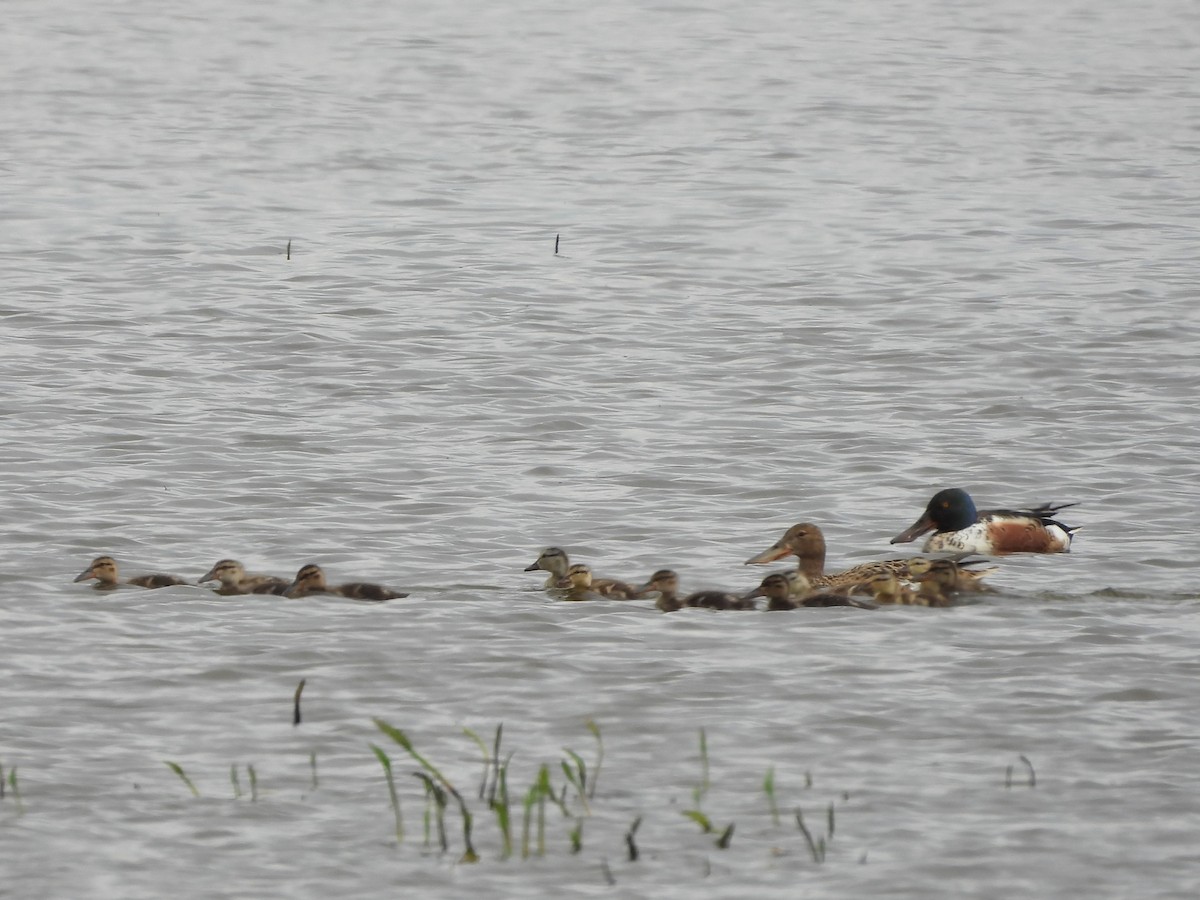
<box><xmin>285</xmin><ymin>564</ymin><xmax>408</xmax><ymax>601</ymax></box>
<box><xmin>524</xmin><ymin>547</ymin><xmax>640</xmax><ymax>599</ymax></box>
<box><xmin>73</xmin><ymin>556</ymin><xmax>188</xmax><ymax>590</ymax></box>
<box><xmin>744</xmin><ymin>572</ymin><xmax>877</xmax><ymax>611</ymax></box>
<box><xmin>198</xmin><ymin>559</ymin><xmax>290</xmax><ymax>596</ymax></box>
<box><xmin>744</xmin><ymin>523</ymin><xmax>913</xmax><ymax>590</ymax></box>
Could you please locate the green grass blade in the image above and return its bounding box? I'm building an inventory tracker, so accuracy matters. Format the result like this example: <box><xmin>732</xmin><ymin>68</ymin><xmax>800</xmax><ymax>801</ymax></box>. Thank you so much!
<box><xmin>682</xmin><ymin>809</ymin><xmax>713</xmax><ymax>833</ymax></box>
<box><xmin>462</xmin><ymin>726</ymin><xmax>490</xmax><ymax>800</ymax></box>
<box><xmin>164</xmin><ymin>761</ymin><xmax>200</xmax><ymax>798</ymax></box>
<box><xmin>763</xmin><ymin>765</ymin><xmax>780</xmax><ymax>825</ymax></box>
<box><xmin>586</xmin><ymin>719</ymin><xmax>603</xmax><ymax>799</ymax></box>
<box><xmin>369</xmin><ymin>743</ymin><xmax>403</xmax><ymax>843</ymax></box>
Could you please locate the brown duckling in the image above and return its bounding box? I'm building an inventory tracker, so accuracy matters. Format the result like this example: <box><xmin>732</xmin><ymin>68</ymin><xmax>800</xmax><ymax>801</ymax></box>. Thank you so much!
<box><xmin>198</xmin><ymin>559</ymin><xmax>290</xmax><ymax>596</ymax></box>
<box><xmin>284</xmin><ymin>564</ymin><xmax>408</xmax><ymax>601</ymax></box>
<box><xmin>744</xmin><ymin>572</ymin><xmax>877</xmax><ymax>611</ymax></box>
<box><xmin>638</xmin><ymin>568</ymin><xmax>684</xmax><ymax>612</ymax></box>
<box><xmin>744</xmin><ymin>523</ymin><xmax>913</xmax><ymax>591</ymax></box>
<box><xmin>862</xmin><ymin>572</ymin><xmax>951</xmax><ymax>607</ymax></box>
<box><xmin>560</xmin><ymin>564</ymin><xmax>613</xmax><ymax>602</ymax></box>
<box><xmin>905</xmin><ymin>556</ymin><xmax>997</xmax><ymax>593</ymax></box>
<box><xmin>524</xmin><ymin>547</ymin><xmax>640</xmax><ymax>599</ymax></box>
<box><xmin>73</xmin><ymin>556</ymin><xmax>188</xmax><ymax>590</ymax></box>
<box><xmin>637</xmin><ymin>569</ymin><xmax>753</xmax><ymax>612</ymax></box>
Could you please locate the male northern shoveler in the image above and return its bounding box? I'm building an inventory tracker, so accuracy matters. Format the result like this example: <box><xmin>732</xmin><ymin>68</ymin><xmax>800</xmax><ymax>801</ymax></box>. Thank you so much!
<box><xmin>743</xmin><ymin>522</ymin><xmax>913</xmax><ymax>590</ymax></box>
<box><xmin>890</xmin><ymin>488</ymin><xmax>1078</xmax><ymax>554</ymax></box>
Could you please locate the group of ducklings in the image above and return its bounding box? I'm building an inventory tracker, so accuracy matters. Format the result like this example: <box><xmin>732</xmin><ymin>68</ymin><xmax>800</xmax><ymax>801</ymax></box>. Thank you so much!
<box><xmin>72</xmin><ymin>518</ymin><xmax>999</xmax><ymax>612</ymax></box>
<box><xmin>73</xmin><ymin>556</ymin><xmax>408</xmax><ymax>601</ymax></box>
<box><xmin>524</xmin><ymin>521</ymin><xmax>1000</xmax><ymax>613</ymax></box>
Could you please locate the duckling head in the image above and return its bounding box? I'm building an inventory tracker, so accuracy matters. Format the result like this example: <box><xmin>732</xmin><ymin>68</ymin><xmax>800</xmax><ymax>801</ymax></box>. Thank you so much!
<box><xmin>746</xmin><ymin>572</ymin><xmax>794</xmax><ymax>606</ymax></box>
<box><xmin>566</xmin><ymin>563</ymin><xmax>593</xmax><ymax>590</ymax></box>
<box><xmin>199</xmin><ymin>559</ymin><xmax>246</xmax><ymax>586</ymax></box>
<box><xmin>639</xmin><ymin>569</ymin><xmax>678</xmax><ymax>595</ymax></box>
<box><xmin>287</xmin><ymin>563</ymin><xmax>327</xmax><ymax>596</ymax></box>
<box><xmin>75</xmin><ymin>556</ymin><xmax>118</xmax><ymax>585</ymax></box>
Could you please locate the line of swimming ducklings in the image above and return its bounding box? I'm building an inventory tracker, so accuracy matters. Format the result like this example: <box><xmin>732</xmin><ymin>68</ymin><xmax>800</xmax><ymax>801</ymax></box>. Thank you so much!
<box><xmin>524</xmin><ymin>539</ymin><xmax>995</xmax><ymax>612</ymax></box>
<box><xmin>73</xmin><ymin>557</ymin><xmax>408</xmax><ymax>601</ymax></box>
<box><xmin>525</xmin><ymin>488</ymin><xmax>1080</xmax><ymax>612</ymax></box>
<box><xmin>72</xmin><ymin>489</ymin><xmax>1079</xmax><ymax>611</ymax></box>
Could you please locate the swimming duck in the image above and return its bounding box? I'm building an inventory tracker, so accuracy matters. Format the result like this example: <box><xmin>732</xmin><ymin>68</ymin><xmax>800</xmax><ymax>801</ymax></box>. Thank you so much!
<box><xmin>744</xmin><ymin>523</ymin><xmax>913</xmax><ymax>590</ymax></box>
<box><xmin>284</xmin><ymin>564</ymin><xmax>408</xmax><ymax>601</ymax></box>
<box><xmin>638</xmin><ymin>569</ymin><xmax>684</xmax><ymax>612</ymax></box>
<box><xmin>904</xmin><ymin>556</ymin><xmax>997</xmax><ymax>593</ymax></box>
<box><xmin>635</xmin><ymin>569</ymin><xmax>753</xmax><ymax>611</ymax></box>
<box><xmin>560</xmin><ymin>564</ymin><xmax>615</xmax><ymax>602</ymax></box>
<box><xmin>198</xmin><ymin>559</ymin><xmax>290</xmax><ymax>596</ymax></box>
<box><xmin>890</xmin><ymin>488</ymin><xmax>1079</xmax><ymax>554</ymax></box>
<box><xmin>862</xmin><ymin>571</ymin><xmax>953</xmax><ymax>608</ymax></box>
<box><xmin>524</xmin><ymin>547</ymin><xmax>640</xmax><ymax>599</ymax></box>
<box><xmin>73</xmin><ymin>556</ymin><xmax>188</xmax><ymax>590</ymax></box>
<box><xmin>744</xmin><ymin>572</ymin><xmax>877</xmax><ymax>611</ymax></box>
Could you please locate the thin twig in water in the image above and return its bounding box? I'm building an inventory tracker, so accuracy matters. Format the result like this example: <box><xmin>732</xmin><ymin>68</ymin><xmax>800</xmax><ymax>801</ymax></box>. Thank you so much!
<box><xmin>1019</xmin><ymin>754</ymin><xmax>1036</xmax><ymax>787</ymax></box>
<box><xmin>293</xmin><ymin>678</ymin><xmax>306</xmax><ymax>726</ymax></box>
<box><xmin>626</xmin><ymin>815</ymin><xmax>642</xmax><ymax>861</ymax></box>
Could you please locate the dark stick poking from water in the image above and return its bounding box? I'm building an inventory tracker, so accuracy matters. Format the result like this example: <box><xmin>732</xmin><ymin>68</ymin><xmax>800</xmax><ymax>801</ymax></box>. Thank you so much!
<box><xmin>286</xmin><ymin>239</ymin><xmax>292</xmax><ymax>261</ymax></box>
<box><xmin>1019</xmin><ymin>754</ymin><xmax>1036</xmax><ymax>787</ymax></box>
<box><xmin>1005</xmin><ymin>754</ymin><xmax>1036</xmax><ymax>789</ymax></box>
<box><xmin>293</xmin><ymin>678</ymin><xmax>306</xmax><ymax>726</ymax></box>
<box><xmin>554</xmin><ymin>233</ymin><xmax>560</xmax><ymax>255</ymax></box>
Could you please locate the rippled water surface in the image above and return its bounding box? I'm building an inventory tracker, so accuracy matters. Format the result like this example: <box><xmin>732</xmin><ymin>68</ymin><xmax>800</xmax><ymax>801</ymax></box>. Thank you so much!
<box><xmin>5</xmin><ymin>0</ymin><xmax>1200</xmax><ymax>897</ymax></box>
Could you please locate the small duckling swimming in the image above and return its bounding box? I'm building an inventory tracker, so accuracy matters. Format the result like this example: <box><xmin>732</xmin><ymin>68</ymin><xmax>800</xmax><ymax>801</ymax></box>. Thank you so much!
<box><xmin>863</xmin><ymin>572</ymin><xmax>951</xmax><ymax>607</ymax></box>
<box><xmin>636</xmin><ymin>569</ymin><xmax>753</xmax><ymax>612</ymax></box>
<box><xmin>524</xmin><ymin>547</ymin><xmax>640</xmax><ymax>599</ymax></box>
<box><xmin>73</xmin><ymin>556</ymin><xmax>188</xmax><ymax>590</ymax></box>
<box><xmin>905</xmin><ymin>556</ymin><xmax>997</xmax><ymax>594</ymax></box>
<box><xmin>198</xmin><ymin>559</ymin><xmax>290</xmax><ymax>596</ymax></box>
<box><xmin>560</xmin><ymin>564</ymin><xmax>612</xmax><ymax>602</ymax></box>
<box><xmin>284</xmin><ymin>564</ymin><xmax>408</xmax><ymax>601</ymax></box>
<box><xmin>744</xmin><ymin>572</ymin><xmax>877</xmax><ymax>611</ymax></box>
<box><xmin>638</xmin><ymin>569</ymin><xmax>684</xmax><ymax>612</ymax></box>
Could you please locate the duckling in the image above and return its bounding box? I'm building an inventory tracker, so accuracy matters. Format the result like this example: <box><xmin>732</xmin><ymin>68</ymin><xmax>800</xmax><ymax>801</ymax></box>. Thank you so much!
<box><xmin>863</xmin><ymin>572</ymin><xmax>919</xmax><ymax>606</ymax></box>
<box><xmin>744</xmin><ymin>523</ymin><xmax>912</xmax><ymax>591</ymax></box>
<box><xmin>862</xmin><ymin>572</ymin><xmax>950</xmax><ymax>607</ymax></box>
<box><xmin>524</xmin><ymin>547</ymin><xmax>640</xmax><ymax>599</ymax></box>
<box><xmin>904</xmin><ymin>558</ymin><xmax>993</xmax><ymax>607</ymax></box>
<box><xmin>744</xmin><ymin>572</ymin><xmax>877</xmax><ymax>611</ymax></box>
<box><xmin>637</xmin><ymin>569</ymin><xmax>683</xmax><ymax>612</ymax></box>
<box><xmin>284</xmin><ymin>564</ymin><xmax>408</xmax><ymax>601</ymax></box>
<box><xmin>73</xmin><ymin>556</ymin><xmax>188</xmax><ymax>590</ymax></box>
<box><xmin>198</xmin><ymin>559</ymin><xmax>290</xmax><ymax>596</ymax></box>
<box><xmin>636</xmin><ymin>568</ymin><xmax>752</xmax><ymax>611</ymax></box>
<box><xmin>560</xmin><ymin>564</ymin><xmax>612</xmax><ymax>602</ymax></box>
<box><xmin>905</xmin><ymin>556</ymin><xmax>997</xmax><ymax>593</ymax></box>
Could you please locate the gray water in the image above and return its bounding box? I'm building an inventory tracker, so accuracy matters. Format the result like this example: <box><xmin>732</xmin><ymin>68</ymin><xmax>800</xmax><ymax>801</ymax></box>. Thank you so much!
<box><xmin>4</xmin><ymin>0</ymin><xmax>1200</xmax><ymax>896</ymax></box>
